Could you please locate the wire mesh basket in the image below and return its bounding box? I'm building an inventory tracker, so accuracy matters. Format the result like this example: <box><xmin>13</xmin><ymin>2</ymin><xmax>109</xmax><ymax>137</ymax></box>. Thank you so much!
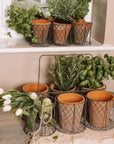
<box><xmin>72</xmin><ymin>21</ymin><xmax>92</xmax><ymax>45</ymax></box>
<box><xmin>56</xmin><ymin>92</ymin><xmax>86</xmax><ymax>133</ymax></box>
<box><xmin>85</xmin><ymin>91</ymin><xmax>114</xmax><ymax>130</ymax></box>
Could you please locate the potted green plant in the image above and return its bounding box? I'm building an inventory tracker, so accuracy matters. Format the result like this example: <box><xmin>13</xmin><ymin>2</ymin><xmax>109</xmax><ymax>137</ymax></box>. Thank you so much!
<box><xmin>48</xmin><ymin>0</ymin><xmax>75</xmax><ymax>45</ymax></box>
<box><xmin>6</xmin><ymin>4</ymin><xmax>51</xmax><ymax>45</ymax></box>
<box><xmin>77</xmin><ymin>54</ymin><xmax>113</xmax><ymax>92</ymax></box>
<box><xmin>47</xmin><ymin>55</ymin><xmax>81</xmax><ymax>92</ymax></box>
<box><xmin>72</xmin><ymin>0</ymin><xmax>92</xmax><ymax>44</ymax></box>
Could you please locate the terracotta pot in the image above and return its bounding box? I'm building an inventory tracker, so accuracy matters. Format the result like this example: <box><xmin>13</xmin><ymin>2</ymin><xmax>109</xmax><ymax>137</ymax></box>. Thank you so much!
<box><xmin>53</xmin><ymin>22</ymin><xmax>71</xmax><ymax>45</ymax></box>
<box><xmin>57</xmin><ymin>93</ymin><xmax>85</xmax><ymax>131</ymax></box>
<box><xmin>32</xmin><ymin>19</ymin><xmax>51</xmax><ymax>44</ymax></box>
<box><xmin>87</xmin><ymin>91</ymin><xmax>114</xmax><ymax>128</ymax></box>
<box><xmin>23</xmin><ymin>83</ymin><xmax>49</xmax><ymax>97</ymax></box>
<box><xmin>50</xmin><ymin>83</ymin><xmax>76</xmax><ymax>93</ymax></box>
<box><xmin>81</xmin><ymin>84</ymin><xmax>105</xmax><ymax>94</ymax></box>
<box><xmin>73</xmin><ymin>21</ymin><xmax>92</xmax><ymax>44</ymax></box>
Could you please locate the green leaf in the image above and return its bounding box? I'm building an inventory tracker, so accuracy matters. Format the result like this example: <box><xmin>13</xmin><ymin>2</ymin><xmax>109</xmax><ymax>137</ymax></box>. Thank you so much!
<box><xmin>53</xmin><ymin>135</ymin><xmax>58</xmax><ymax>140</ymax></box>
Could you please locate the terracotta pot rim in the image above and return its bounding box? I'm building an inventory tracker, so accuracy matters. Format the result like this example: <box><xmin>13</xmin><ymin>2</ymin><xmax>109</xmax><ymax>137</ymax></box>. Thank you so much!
<box><xmin>87</xmin><ymin>91</ymin><xmax>114</xmax><ymax>102</ymax></box>
<box><xmin>50</xmin><ymin>83</ymin><xmax>76</xmax><ymax>92</ymax></box>
<box><xmin>23</xmin><ymin>83</ymin><xmax>49</xmax><ymax>93</ymax></box>
<box><xmin>81</xmin><ymin>84</ymin><xmax>105</xmax><ymax>91</ymax></box>
<box><xmin>53</xmin><ymin>22</ymin><xmax>71</xmax><ymax>26</ymax></box>
<box><xmin>57</xmin><ymin>93</ymin><xmax>85</xmax><ymax>104</ymax></box>
<box><xmin>32</xmin><ymin>19</ymin><xmax>51</xmax><ymax>25</ymax></box>
<box><xmin>73</xmin><ymin>21</ymin><xmax>92</xmax><ymax>25</ymax></box>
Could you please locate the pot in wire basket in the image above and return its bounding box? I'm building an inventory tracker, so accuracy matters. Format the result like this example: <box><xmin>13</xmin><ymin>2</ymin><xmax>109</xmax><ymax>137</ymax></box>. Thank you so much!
<box><xmin>73</xmin><ymin>21</ymin><xmax>92</xmax><ymax>44</ymax></box>
<box><xmin>32</xmin><ymin>19</ymin><xmax>51</xmax><ymax>44</ymax></box>
<box><xmin>87</xmin><ymin>91</ymin><xmax>114</xmax><ymax>128</ymax></box>
<box><xmin>57</xmin><ymin>93</ymin><xmax>85</xmax><ymax>132</ymax></box>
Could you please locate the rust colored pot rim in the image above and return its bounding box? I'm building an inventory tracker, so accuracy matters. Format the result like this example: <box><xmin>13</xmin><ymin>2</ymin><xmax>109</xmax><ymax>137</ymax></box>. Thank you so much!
<box><xmin>87</xmin><ymin>91</ymin><xmax>114</xmax><ymax>102</ymax></box>
<box><xmin>53</xmin><ymin>22</ymin><xmax>71</xmax><ymax>26</ymax></box>
<box><xmin>23</xmin><ymin>83</ymin><xmax>49</xmax><ymax>93</ymax></box>
<box><xmin>81</xmin><ymin>84</ymin><xmax>105</xmax><ymax>91</ymax></box>
<box><xmin>32</xmin><ymin>19</ymin><xmax>51</xmax><ymax>25</ymax></box>
<box><xmin>73</xmin><ymin>21</ymin><xmax>92</xmax><ymax>25</ymax></box>
<box><xmin>50</xmin><ymin>83</ymin><xmax>76</xmax><ymax>93</ymax></box>
<box><xmin>57</xmin><ymin>93</ymin><xmax>85</xmax><ymax>104</ymax></box>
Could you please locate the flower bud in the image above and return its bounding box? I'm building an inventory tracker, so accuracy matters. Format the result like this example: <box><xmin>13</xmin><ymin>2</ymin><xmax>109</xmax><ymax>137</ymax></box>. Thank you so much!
<box><xmin>30</xmin><ymin>92</ymin><xmax>37</xmax><ymax>100</ymax></box>
<box><xmin>3</xmin><ymin>105</ymin><xmax>12</xmax><ymax>112</ymax></box>
<box><xmin>15</xmin><ymin>108</ymin><xmax>23</xmax><ymax>116</ymax></box>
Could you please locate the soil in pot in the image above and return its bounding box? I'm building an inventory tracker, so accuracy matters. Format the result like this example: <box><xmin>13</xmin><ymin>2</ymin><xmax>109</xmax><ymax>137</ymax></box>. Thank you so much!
<box><xmin>87</xmin><ymin>91</ymin><xmax>114</xmax><ymax>128</ymax></box>
<box><xmin>73</xmin><ymin>21</ymin><xmax>92</xmax><ymax>44</ymax></box>
<box><xmin>53</xmin><ymin>22</ymin><xmax>71</xmax><ymax>45</ymax></box>
<box><xmin>57</xmin><ymin>93</ymin><xmax>85</xmax><ymax>131</ymax></box>
<box><xmin>32</xmin><ymin>19</ymin><xmax>51</xmax><ymax>44</ymax></box>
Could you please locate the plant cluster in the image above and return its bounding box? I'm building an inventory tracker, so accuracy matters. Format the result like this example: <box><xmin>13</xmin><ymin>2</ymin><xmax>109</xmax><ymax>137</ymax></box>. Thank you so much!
<box><xmin>73</xmin><ymin>0</ymin><xmax>92</xmax><ymax>21</ymax></box>
<box><xmin>48</xmin><ymin>54</ymin><xmax>114</xmax><ymax>90</ymax></box>
<box><xmin>47</xmin><ymin>55</ymin><xmax>85</xmax><ymax>91</ymax></box>
<box><xmin>6</xmin><ymin>4</ymin><xmax>41</xmax><ymax>43</ymax></box>
<box><xmin>0</xmin><ymin>89</ymin><xmax>55</xmax><ymax>130</ymax></box>
<box><xmin>48</xmin><ymin>0</ymin><xmax>92</xmax><ymax>22</ymax></box>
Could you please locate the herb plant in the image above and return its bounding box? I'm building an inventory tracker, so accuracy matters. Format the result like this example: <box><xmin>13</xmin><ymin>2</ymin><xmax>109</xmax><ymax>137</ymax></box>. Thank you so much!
<box><xmin>47</xmin><ymin>55</ymin><xmax>85</xmax><ymax>91</ymax></box>
<box><xmin>48</xmin><ymin>0</ymin><xmax>75</xmax><ymax>22</ymax></box>
<box><xmin>6</xmin><ymin>4</ymin><xmax>41</xmax><ymax>43</ymax></box>
<box><xmin>73</xmin><ymin>0</ymin><xmax>92</xmax><ymax>22</ymax></box>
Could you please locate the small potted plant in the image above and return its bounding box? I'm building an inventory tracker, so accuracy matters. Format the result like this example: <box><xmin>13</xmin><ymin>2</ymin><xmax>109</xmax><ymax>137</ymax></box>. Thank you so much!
<box><xmin>72</xmin><ymin>0</ymin><xmax>92</xmax><ymax>44</ymax></box>
<box><xmin>47</xmin><ymin>56</ymin><xmax>80</xmax><ymax>92</ymax></box>
<box><xmin>6</xmin><ymin>4</ymin><xmax>51</xmax><ymax>45</ymax></box>
<box><xmin>77</xmin><ymin>54</ymin><xmax>113</xmax><ymax>92</ymax></box>
<box><xmin>48</xmin><ymin>0</ymin><xmax>75</xmax><ymax>45</ymax></box>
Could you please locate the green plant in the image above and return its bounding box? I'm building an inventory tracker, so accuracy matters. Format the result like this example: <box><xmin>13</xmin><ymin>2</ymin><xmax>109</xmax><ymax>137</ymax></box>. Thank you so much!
<box><xmin>77</xmin><ymin>55</ymin><xmax>112</xmax><ymax>88</ymax></box>
<box><xmin>48</xmin><ymin>0</ymin><xmax>75</xmax><ymax>22</ymax></box>
<box><xmin>0</xmin><ymin>89</ymin><xmax>55</xmax><ymax>130</ymax></box>
<box><xmin>104</xmin><ymin>54</ymin><xmax>114</xmax><ymax>79</ymax></box>
<box><xmin>6</xmin><ymin>4</ymin><xmax>41</xmax><ymax>43</ymax></box>
<box><xmin>47</xmin><ymin>55</ymin><xmax>85</xmax><ymax>91</ymax></box>
<box><xmin>73</xmin><ymin>0</ymin><xmax>92</xmax><ymax>22</ymax></box>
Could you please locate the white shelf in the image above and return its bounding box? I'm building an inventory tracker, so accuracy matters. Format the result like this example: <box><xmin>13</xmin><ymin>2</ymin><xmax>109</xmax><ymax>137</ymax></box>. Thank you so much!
<box><xmin>0</xmin><ymin>38</ymin><xmax>114</xmax><ymax>53</ymax></box>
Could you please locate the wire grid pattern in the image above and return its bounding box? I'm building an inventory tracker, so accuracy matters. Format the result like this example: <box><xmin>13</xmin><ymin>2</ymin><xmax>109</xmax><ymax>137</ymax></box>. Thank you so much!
<box><xmin>85</xmin><ymin>92</ymin><xmax>114</xmax><ymax>130</ymax></box>
<box><xmin>32</xmin><ymin>23</ymin><xmax>51</xmax><ymax>46</ymax></box>
<box><xmin>52</xmin><ymin>23</ymin><xmax>71</xmax><ymax>45</ymax></box>
<box><xmin>73</xmin><ymin>22</ymin><xmax>92</xmax><ymax>45</ymax></box>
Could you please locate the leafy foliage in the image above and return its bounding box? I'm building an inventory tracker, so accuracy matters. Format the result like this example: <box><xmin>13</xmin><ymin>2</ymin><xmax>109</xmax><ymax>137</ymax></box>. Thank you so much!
<box><xmin>6</xmin><ymin>4</ymin><xmax>41</xmax><ymax>43</ymax></box>
<box><xmin>47</xmin><ymin>55</ymin><xmax>85</xmax><ymax>91</ymax></box>
<box><xmin>48</xmin><ymin>0</ymin><xmax>75</xmax><ymax>22</ymax></box>
<box><xmin>73</xmin><ymin>0</ymin><xmax>92</xmax><ymax>21</ymax></box>
<box><xmin>0</xmin><ymin>90</ymin><xmax>55</xmax><ymax>130</ymax></box>
<box><xmin>48</xmin><ymin>54</ymin><xmax>114</xmax><ymax>90</ymax></box>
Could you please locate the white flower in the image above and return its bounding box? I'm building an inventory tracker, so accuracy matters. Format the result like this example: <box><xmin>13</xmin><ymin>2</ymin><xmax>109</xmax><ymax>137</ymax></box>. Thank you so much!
<box><xmin>30</xmin><ymin>92</ymin><xmax>37</xmax><ymax>100</ymax></box>
<box><xmin>3</xmin><ymin>105</ymin><xmax>12</xmax><ymax>112</ymax></box>
<box><xmin>0</xmin><ymin>88</ymin><xmax>4</xmax><ymax>94</ymax></box>
<box><xmin>15</xmin><ymin>108</ymin><xmax>23</xmax><ymax>116</ymax></box>
<box><xmin>3</xmin><ymin>98</ymin><xmax>11</xmax><ymax>105</ymax></box>
<box><xmin>2</xmin><ymin>94</ymin><xmax>12</xmax><ymax>99</ymax></box>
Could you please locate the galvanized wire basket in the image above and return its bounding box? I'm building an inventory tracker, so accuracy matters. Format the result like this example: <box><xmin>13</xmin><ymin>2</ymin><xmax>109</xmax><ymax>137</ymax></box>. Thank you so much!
<box><xmin>85</xmin><ymin>91</ymin><xmax>114</xmax><ymax>130</ymax></box>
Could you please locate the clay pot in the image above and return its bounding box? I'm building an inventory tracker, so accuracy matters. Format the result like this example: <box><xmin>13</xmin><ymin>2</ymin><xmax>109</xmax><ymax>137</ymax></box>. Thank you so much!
<box><xmin>53</xmin><ymin>22</ymin><xmax>71</xmax><ymax>45</ymax></box>
<box><xmin>50</xmin><ymin>83</ymin><xmax>76</xmax><ymax>94</ymax></box>
<box><xmin>73</xmin><ymin>21</ymin><xmax>92</xmax><ymax>44</ymax></box>
<box><xmin>57</xmin><ymin>93</ymin><xmax>85</xmax><ymax>131</ymax></box>
<box><xmin>23</xmin><ymin>83</ymin><xmax>49</xmax><ymax>97</ymax></box>
<box><xmin>87</xmin><ymin>91</ymin><xmax>114</xmax><ymax>128</ymax></box>
<box><xmin>32</xmin><ymin>19</ymin><xmax>51</xmax><ymax>44</ymax></box>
